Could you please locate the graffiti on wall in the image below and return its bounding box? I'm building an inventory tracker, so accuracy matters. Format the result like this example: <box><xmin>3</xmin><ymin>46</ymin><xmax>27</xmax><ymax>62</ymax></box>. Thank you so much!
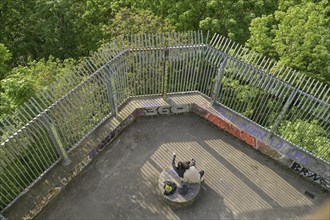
<box><xmin>144</xmin><ymin>104</ymin><xmax>191</xmax><ymax>116</ymax></box>
<box><xmin>290</xmin><ymin>161</ymin><xmax>330</xmax><ymax>190</ymax></box>
<box><xmin>214</xmin><ymin>106</ymin><xmax>309</xmax><ymax>166</ymax></box>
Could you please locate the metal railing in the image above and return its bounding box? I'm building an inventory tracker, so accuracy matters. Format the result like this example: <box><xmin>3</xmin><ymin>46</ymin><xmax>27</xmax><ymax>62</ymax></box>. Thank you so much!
<box><xmin>0</xmin><ymin>31</ymin><xmax>329</xmax><ymax>213</ymax></box>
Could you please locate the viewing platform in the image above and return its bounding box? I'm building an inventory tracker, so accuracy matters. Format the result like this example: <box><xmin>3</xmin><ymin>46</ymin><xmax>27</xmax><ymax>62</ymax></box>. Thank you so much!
<box><xmin>5</xmin><ymin>94</ymin><xmax>329</xmax><ymax>220</ymax></box>
<box><xmin>1</xmin><ymin>31</ymin><xmax>329</xmax><ymax>219</ymax></box>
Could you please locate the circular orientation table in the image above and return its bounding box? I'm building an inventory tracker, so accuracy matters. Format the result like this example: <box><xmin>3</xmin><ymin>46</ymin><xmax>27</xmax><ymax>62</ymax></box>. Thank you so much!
<box><xmin>158</xmin><ymin>168</ymin><xmax>201</xmax><ymax>208</ymax></box>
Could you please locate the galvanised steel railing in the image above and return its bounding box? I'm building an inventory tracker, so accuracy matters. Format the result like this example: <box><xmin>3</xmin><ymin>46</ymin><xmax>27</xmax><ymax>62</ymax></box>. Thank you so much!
<box><xmin>0</xmin><ymin>31</ymin><xmax>329</xmax><ymax>212</ymax></box>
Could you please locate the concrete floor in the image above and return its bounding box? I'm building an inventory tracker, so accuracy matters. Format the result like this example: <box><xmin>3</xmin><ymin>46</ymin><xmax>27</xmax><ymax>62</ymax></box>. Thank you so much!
<box><xmin>35</xmin><ymin>114</ymin><xmax>329</xmax><ymax>219</ymax></box>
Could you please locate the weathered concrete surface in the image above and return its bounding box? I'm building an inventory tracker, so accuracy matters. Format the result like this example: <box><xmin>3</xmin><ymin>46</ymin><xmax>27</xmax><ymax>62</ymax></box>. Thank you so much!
<box><xmin>35</xmin><ymin>114</ymin><xmax>329</xmax><ymax>220</ymax></box>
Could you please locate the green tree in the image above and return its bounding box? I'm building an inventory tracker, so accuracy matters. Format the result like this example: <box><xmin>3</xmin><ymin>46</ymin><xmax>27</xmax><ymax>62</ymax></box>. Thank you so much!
<box><xmin>278</xmin><ymin>119</ymin><xmax>330</xmax><ymax>162</ymax></box>
<box><xmin>0</xmin><ymin>43</ymin><xmax>11</xmax><ymax>80</ymax></box>
<box><xmin>127</xmin><ymin>0</ymin><xmax>277</xmax><ymax>44</ymax></box>
<box><xmin>0</xmin><ymin>57</ymin><xmax>75</xmax><ymax>118</ymax></box>
<box><xmin>247</xmin><ymin>0</ymin><xmax>330</xmax><ymax>83</ymax></box>
<box><xmin>102</xmin><ymin>7</ymin><xmax>174</xmax><ymax>38</ymax></box>
<box><xmin>0</xmin><ymin>0</ymin><xmax>113</xmax><ymax>65</ymax></box>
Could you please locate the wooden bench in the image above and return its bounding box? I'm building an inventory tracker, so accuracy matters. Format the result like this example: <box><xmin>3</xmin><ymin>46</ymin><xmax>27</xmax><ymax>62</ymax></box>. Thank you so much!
<box><xmin>158</xmin><ymin>168</ymin><xmax>201</xmax><ymax>208</ymax></box>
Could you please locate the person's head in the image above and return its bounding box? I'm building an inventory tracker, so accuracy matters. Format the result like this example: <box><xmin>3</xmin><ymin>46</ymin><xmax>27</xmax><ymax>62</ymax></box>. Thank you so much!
<box><xmin>177</xmin><ymin>161</ymin><xmax>189</xmax><ymax>170</ymax></box>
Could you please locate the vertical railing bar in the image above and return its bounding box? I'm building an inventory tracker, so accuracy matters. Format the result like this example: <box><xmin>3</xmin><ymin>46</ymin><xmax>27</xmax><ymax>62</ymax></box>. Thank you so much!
<box><xmin>0</xmin><ymin>181</ymin><xmax>15</xmax><ymax>202</ymax></box>
<box><xmin>47</xmin><ymin>86</ymin><xmax>75</xmax><ymax>148</ymax></box>
<box><xmin>228</xmin><ymin>58</ymin><xmax>246</xmax><ymax>110</ymax></box>
<box><xmin>199</xmin><ymin>46</ymin><xmax>208</xmax><ymax>94</ymax></box>
<box><xmin>54</xmin><ymin>97</ymin><xmax>79</xmax><ymax>146</ymax></box>
<box><xmin>205</xmin><ymin>33</ymin><xmax>217</xmax><ymax>61</ymax></box>
<box><xmin>43</xmin><ymin>90</ymin><xmax>73</xmax><ymax>148</ymax></box>
<box><xmin>280</xmin><ymin>82</ymin><xmax>308</xmax><ymax>128</ymax></box>
<box><xmin>258</xmin><ymin>77</ymin><xmax>283</xmax><ymax>126</ymax></box>
<box><xmin>226</xmin><ymin>59</ymin><xmax>242</xmax><ymax>111</ymax></box>
<box><xmin>138</xmin><ymin>33</ymin><xmax>144</xmax><ymax>96</ymax></box>
<box><xmin>150</xmin><ymin>33</ymin><xmax>155</xmax><ymax>94</ymax></box>
<box><xmin>275</xmin><ymin>68</ymin><xmax>293</xmax><ymax>98</ymax></box>
<box><xmin>143</xmin><ymin>33</ymin><xmax>148</xmax><ymax>95</ymax></box>
<box><xmin>11</xmin><ymin>114</ymin><xmax>51</xmax><ymax>169</ymax></box>
<box><xmin>237</xmin><ymin>65</ymin><xmax>257</xmax><ymax>114</ymax></box>
<box><xmin>212</xmin><ymin>56</ymin><xmax>228</xmax><ymax>103</ymax></box>
<box><xmin>145</xmin><ymin>33</ymin><xmax>149</xmax><ymax>95</ymax></box>
<box><xmin>220</xmin><ymin>57</ymin><xmax>234</xmax><ymax>107</ymax></box>
<box><xmin>301</xmin><ymin>95</ymin><xmax>327</xmax><ymax>142</ymax></box>
<box><xmin>300</xmin><ymin>82</ymin><xmax>323</xmax><ymax>122</ymax></box>
<box><xmin>254</xmin><ymin>71</ymin><xmax>277</xmax><ymax>124</ymax></box>
<box><xmin>8</xmin><ymin>128</ymin><xmax>44</xmax><ymax>179</ymax></box>
<box><xmin>169</xmin><ymin>32</ymin><xmax>176</xmax><ymax>93</ymax></box>
<box><xmin>1</xmin><ymin>137</ymin><xmax>34</xmax><ymax>185</ymax></box>
<box><xmin>47</xmin><ymin>105</ymin><xmax>71</xmax><ymax>152</ymax></box>
<box><xmin>202</xmin><ymin>51</ymin><xmax>211</xmax><ymax>95</ymax></box>
<box><xmin>191</xmin><ymin>31</ymin><xmax>201</xmax><ymax>91</ymax></box>
<box><xmin>195</xmin><ymin>31</ymin><xmax>203</xmax><ymax>92</ymax></box>
<box><xmin>115</xmin><ymin>53</ymin><xmax>125</xmax><ymax>102</ymax></box>
<box><xmin>158</xmin><ymin>33</ymin><xmax>163</xmax><ymax>95</ymax></box>
<box><xmin>250</xmin><ymin>72</ymin><xmax>269</xmax><ymax>122</ymax></box>
<box><xmin>0</xmin><ymin>172</ymin><xmax>20</xmax><ymax>200</ymax></box>
<box><xmin>223</xmin><ymin>38</ymin><xmax>232</xmax><ymax>53</ymax></box>
<box><xmin>232</xmin><ymin>46</ymin><xmax>253</xmax><ymax>110</ymax></box>
<box><xmin>190</xmin><ymin>33</ymin><xmax>196</xmax><ymax>92</ymax></box>
<box><xmin>122</xmin><ymin>50</ymin><xmax>130</xmax><ymax>99</ymax></box>
<box><xmin>184</xmin><ymin>32</ymin><xmax>193</xmax><ymax>92</ymax></box>
<box><xmin>155</xmin><ymin>33</ymin><xmax>160</xmax><ymax>94</ymax></box>
<box><xmin>184</xmin><ymin>33</ymin><xmax>193</xmax><ymax>92</ymax></box>
<box><xmin>0</xmin><ymin>149</ymin><xmax>28</xmax><ymax>191</ymax></box>
<box><xmin>225</xmin><ymin>55</ymin><xmax>238</xmax><ymax>106</ymax></box>
<box><xmin>219</xmin><ymin>37</ymin><xmax>229</xmax><ymax>53</ymax></box>
<box><xmin>130</xmin><ymin>34</ymin><xmax>136</xmax><ymax>96</ymax></box>
<box><xmin>225</xmin><ymin>57</ymin><xmax>239</xmax><ymax>107</ymax></box>
<box><xmin>17</xmin><ymin>108</ymin><xmax>58</xmax><ymax>162</ymax></box>
<box><xmin>281</xmin><ymin>78</ymin><xmax>315</xmax><ymax>135</ymax></box>
<box><xmin>172</xmin><ymin>32</ymin><xmax>179</xmax><ymax>93</ymax></box>
<box><xmin>259</xmin><ymin>66</ymin><xmax>288</xmax><ymax>126</ymax></box>
<box><xmin>137</xmin><ymin>33</ymin><xmax>142</xmax><ymax>95</ymax></box>
<box><xmin>180</xmin><ymin>42</ymin><xmax>187</xmax><ymax>92</ymax></box>
<box><xmin>176</xmin><ymin>33</ymin><xmax>182</xmax><ymax>93</ymax></box>
<box><xmin>117</xmin><ymin>57</ymin><xmax>126</xmax><ymax>102</ymax></box>
<box><xmin>155</xmin><ymin>32</ymin><xmax>161</xmax><ymax>93</ymax></box>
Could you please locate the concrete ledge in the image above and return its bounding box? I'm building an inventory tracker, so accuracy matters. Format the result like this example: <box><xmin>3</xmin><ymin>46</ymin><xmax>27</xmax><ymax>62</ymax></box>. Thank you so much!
<box><xmin>158</xmin><ymin>168</ymin><xmax>201</xmax><ymax>208</ymax></box>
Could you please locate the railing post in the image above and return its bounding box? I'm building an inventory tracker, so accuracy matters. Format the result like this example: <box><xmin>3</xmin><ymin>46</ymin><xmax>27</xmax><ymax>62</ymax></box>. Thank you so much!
<box><xmin>163</xmin><ymin>47</ymin><xmax>169</xmax><ymax>98</ymax></box>
<box><xmin>104</xmin><ymin>66</ymin><xmax>118</xmax><ymax>117</ymax></box>
<box><xmin>43</xmin><ymin>112</ymin><xmax>71</xmax><ymax>165</ymax></box>
<box><xmin>211</xmin><ymin>56</ymin><xmax>228</xmax><ymax>104</ymax></box>
<box><xmin>268</xmin><ymin>89</ymin><xmax>298</xmax><ymax>137</ymax></box>
<box><xmin>106</xmin><ymin>76</ymin><xmax>118</xmax><ymax>117</ymax></box>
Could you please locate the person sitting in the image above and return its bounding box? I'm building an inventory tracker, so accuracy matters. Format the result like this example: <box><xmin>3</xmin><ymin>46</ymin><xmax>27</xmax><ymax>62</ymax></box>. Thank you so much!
<box><xmin>182</xmin><ymin>158</ymin><xmax>204</xmax><ymax>184</ymax></box>
<box><xmin>172</xmin><ymin>152</ymin><xmax>190</xmax><ymax>178</ymax></box>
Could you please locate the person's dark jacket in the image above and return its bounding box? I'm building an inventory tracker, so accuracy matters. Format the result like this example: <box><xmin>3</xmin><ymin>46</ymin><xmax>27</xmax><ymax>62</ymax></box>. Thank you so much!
<box><xmin>172</xmin><ymin>155</ymin><xmax>186</xmax><ymax>178</ymax></box>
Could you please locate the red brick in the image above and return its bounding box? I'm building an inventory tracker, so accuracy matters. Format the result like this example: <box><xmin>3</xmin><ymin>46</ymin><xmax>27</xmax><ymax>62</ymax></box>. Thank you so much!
<box><xmin>228</xmin><ymin>124</ymin><xmax>241</xmax><ymax>139</ymax></box>
<box><xmin>241</xmin><ymin>131</ymin><xmax>256</xmax><ymax>148</ymax></box>
<box><xmin>206</xmin><ymin>113</ymin><xmax>227</xmax><ymax>130</ymax></box>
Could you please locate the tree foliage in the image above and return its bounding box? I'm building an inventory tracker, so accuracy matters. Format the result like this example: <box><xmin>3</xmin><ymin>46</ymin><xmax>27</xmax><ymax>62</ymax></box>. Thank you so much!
<box><xmin>103</xmin><ymin>7</ymin><xmax>174</xmax><ymax>38</ymax></box>
<box><xmin>247</xmin><ymin>0</ymin><xmax>330</xmax><ymax>83</ymax></box>
<box><xmin>0</xmin><ymin>0</ymin><xmax>113</xmax><ymax>65</ymax></box>
<box><xmin>0</xmin><ymin>57</ymin><xmax>75</xmax><ymax>118</ymax></box>
<box><xmin>0</xmin><ymin>43</ymin><xmax>11</xmax><ymax>80</ymax></box>
<box><xmin>127</xmin><ymin>0</ymin><xmax>278</xmax><ymax>43</ymax></box>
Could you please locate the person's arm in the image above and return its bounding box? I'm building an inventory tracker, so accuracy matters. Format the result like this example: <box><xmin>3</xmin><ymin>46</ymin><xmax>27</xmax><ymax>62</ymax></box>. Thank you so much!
<box><xmin>172</xmin><ymin>153</ymin><xmax>176</xmax><ymax>170</ymax></box>
<box><xmin>190</xmin><ymin>158</ymin><xmax>195</xmax><ymax>167</ymax></box>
